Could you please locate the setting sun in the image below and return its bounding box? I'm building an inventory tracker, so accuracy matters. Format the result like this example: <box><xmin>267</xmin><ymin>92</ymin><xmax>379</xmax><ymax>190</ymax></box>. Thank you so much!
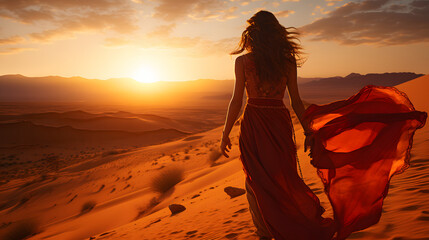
<box><xmin>131</xmin><ymin>66</ymin><xmax>160</xmax><ymax>83</ymax></box>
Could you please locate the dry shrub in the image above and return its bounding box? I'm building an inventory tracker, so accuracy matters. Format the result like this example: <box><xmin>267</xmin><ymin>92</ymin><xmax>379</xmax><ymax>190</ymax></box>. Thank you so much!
<box><xmin>80</xmin><ymin>201</ymin><xmax>96</xmax><ymax>214</ymax></box>
<box><xmin>102</xmin><ymin>149</ymin><xmax>129</xmax><ymax>157</ymax></box>
<box><xmin>150</xmin><ymin>166</ymin><xmax>184</xmax><ymax>194</ymax></box>
<box><xmin>208</xmin><ymin>148</ymin><xmax>222</xmax><ymax>164</ymax></box>
<box><xmin>3</xmin><ymin>219</ymin><xmax>40</xmax><ymax>240</ymax></box>
<box><xmin>148</xmin><ymin>196</ymin><xmax>160</xmax><ymax>207</ymax></box>
<box><xmin>135</xmin><ymin>196</ymin><xmax>160</xmax><ymax>220</ymax></box>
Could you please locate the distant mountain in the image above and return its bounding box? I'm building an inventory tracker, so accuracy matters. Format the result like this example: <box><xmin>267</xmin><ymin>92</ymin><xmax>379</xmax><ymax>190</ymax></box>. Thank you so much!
<box><xmin>298</xmin><ymin>72</ymin><xmax>424</xmax><ymax>104</ymax></box>
<box><xmin>0</xmin><ymin>74</ymin><xmax>233</xmax><ymax>106</ymax></box>
<box><xmin>301</xmin><ymin>72</ymin><xmax>422</xmax><ymax>88</ymax></box>
<box><xmin>0</xmin><ymin>72</ymin><xmax>423</xmax><ymax>105</ymax></box>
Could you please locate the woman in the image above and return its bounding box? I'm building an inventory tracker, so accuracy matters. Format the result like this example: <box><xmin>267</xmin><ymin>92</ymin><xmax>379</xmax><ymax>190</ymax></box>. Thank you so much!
<box><xmin>220</xmin><ymin>10</ymin><xmax>427</xmax><ymax>240</ymax></box>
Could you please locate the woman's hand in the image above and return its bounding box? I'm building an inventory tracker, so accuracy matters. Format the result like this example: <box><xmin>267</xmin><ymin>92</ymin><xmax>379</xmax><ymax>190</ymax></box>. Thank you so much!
<box><xmin>220</xmin><ymin>136</ymin><xmax>232</xmax><ymax>158</ymax></box>
<box><xmin>304</xmin><ymin>133</ymin><xmax>314</xmax><ymax>158</ymax></box>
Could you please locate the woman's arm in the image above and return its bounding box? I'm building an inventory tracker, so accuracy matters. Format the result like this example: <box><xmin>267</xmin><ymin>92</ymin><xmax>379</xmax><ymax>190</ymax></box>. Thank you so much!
<box><xmin>286</xmin><ymin>60</ymin><xmax>310</xmax><ymax>133</ymax></box>
<box><xmin>220</xmin><ymin>55</ymin><xmax>245</xmax><ymax>157</ymax></box>
<box><xmin>286</xmin><ymin>60</ymin><xmax>314</xmax><ymax>155</ymax></box>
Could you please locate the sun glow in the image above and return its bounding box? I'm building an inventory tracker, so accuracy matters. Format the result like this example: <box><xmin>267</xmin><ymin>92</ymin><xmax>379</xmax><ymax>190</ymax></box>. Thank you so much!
<box><xmin>131</xmin><ymin>66</ymin><xmax>160</xmax><ymax>83</ymax></box>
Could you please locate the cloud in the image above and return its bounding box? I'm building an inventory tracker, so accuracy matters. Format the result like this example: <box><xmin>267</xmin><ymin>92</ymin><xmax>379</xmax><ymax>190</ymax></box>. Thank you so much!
<box><xmin>0</xmin><ymin>47</ymin><xmax>34</xmax><ymax>55</ymax></box>
<box><xmin>274</xmin><ymin>10</ymin><xmax>295</xmax><ymax>18</ymax></box>
<box><xmin>301</xmin><ymin>0</ymin><xmax>429</xmax><ymax>45</ymax></box>
<box><xmin>0</xmin><ymin>36</ymin><xmax>25</xmax><ymax>45</ymax></box>
<box><xmin>312</xmin><ymin>5</ymin><xmax>331</xmax><ymax>15</ymax></box>
<box><xmin>104</xmin><ymin>37</ymin><xmax>131</xmax><ymax>47</ymax></box>
<box><xmin>103</xmin><ymin>24</ymin><xmax>238</xmax><ymax>57</ymax></box>
<box><xmin>153</xmin><ymin>0</ymin><xmax>237</xmax><ymax>21</ymax></box>
<box><xmin>29</xmin><ymin>10</ymin><xmax>139</xmax><ymax>42</ymax></box>
<box><xmin>0</xmin><ymin>0</ymin><xmax>124</xmax><ymax>23</ymax></box>
<box><xmin>204</xmin><ymin>37</ymin><xmax>238</xmax><ymax>56</ymax></box>
<box><xmin>153</xmin><ymin>0</ymin><xmax>201</xmax><ymax>21</ymax></box>
<box><xmin>147</xmin><ymin>23</ymin><xmax>176</xmax><ymax>38</ymax></box>
<box><xmin>0</xmin><ymin>0</ymin><xmax>139</xmax><ymax>42</ymax></box>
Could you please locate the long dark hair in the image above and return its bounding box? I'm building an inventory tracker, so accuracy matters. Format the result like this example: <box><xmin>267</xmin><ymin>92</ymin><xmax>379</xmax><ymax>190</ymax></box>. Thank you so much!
<box><xmin>230</xmin><ymin>10</ymin><xmax>304</xmax><ymax>84</ymax></box>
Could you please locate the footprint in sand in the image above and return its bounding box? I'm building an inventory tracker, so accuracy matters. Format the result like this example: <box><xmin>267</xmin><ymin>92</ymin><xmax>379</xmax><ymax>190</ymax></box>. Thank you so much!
<box><xmin>67</xmin><ymin>194</ymin><xmax>77</xmax><ymax>203</ymax></box>
<box><xmin>311</xmin><ymin>187</ymin><xmax>324</xmax><ymax>194</ymax></box>
<box><xmin>170</xmin><ymin>230</ymin><xmax>183</xmax><ymax>235</ymax></box>
<box><xmin>418</xmin><ymin>189</ymin><xmax>429</xmax><ymax>194</ymax></box>
<box><xmin>99</xmin><ymin>231</ymin><xmax>115</xmax><ymax>237</ymax></box>
<box><xmin>191</xmin><ymin>194</ymin><xmax>200</xmax><ymax>199</ymax></box>
<box><xmin>225</xmin><ymin>233</ymin><xmax>239</xmax><ymax>239</ymax></box>
<box><xmin>415</xmin><ymin>166</ymin><xmax>428</xmax><ymax>171</ymax></box>
<box><xmin>416</xmin><ymin>215</ymin><xmax>429</xmax><ymax>221</ymax></box>
<box><xmin>95</xmin><ymin>184</ymin><xmax>105</xmax><ymax>193</ymax></box>
<box><xmin>400</xmin><ymin>205</ymin><xmax>421</xmax><ymax>211</ymax></box>
<box><xmin>412</xmin><ymin>158</ymin><xmax>429</xmax><ymax>164</ymax></box>
<box><xmin>144</xmin><ymin>219</ymin><xmax>161</xmax><ymax>228</ymax></box>
<box><xmin>186</xmin><ymin>230</ymin><xmax>198</xmax><ymax>237</ymax></box>
<box><xmin>382</xmin><ymin>223</ymin><xmax>394</xmax><ymax>232</ymax></box>
<box><xmin>234</xmin><ymin>208</ymin><xmax>248</xmax><ymax>214</ymax></box>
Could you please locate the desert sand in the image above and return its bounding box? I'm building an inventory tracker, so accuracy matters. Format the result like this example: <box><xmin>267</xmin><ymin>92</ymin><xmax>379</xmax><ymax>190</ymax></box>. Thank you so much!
<box><xmin>0</xmin><ymin>76</ymin><xmax>428</xmax><ymax>240</ymax></box>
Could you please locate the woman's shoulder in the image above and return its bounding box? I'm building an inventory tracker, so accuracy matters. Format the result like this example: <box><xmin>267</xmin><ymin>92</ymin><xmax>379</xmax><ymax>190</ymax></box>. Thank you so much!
<box><xmin>241</xmin><ymin>52</ymin><xmax>254</xmax><ymax>59</ymax></box>
<box><xmin>234</xmin><ymin>53</ymin><xmax>252</xmax><ymax>68</ymax></box>
<box><xmin>238</xmin><ymin>52</ymin><xmax>255</xmax><ymax>66</ymax></box>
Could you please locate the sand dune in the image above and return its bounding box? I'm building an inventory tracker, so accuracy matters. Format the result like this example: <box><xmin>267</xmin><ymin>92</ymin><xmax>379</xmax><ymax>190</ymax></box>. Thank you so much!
<box><xmin>0</xmin><ymin>110</ymin><xmax>216</xmax><ymax>133</ymax></box>
<box><xmin>395</xmin><ymin>74</ymin><xmax>429</xmax><ymax>113</ymax></box>
<box><xmin>0</xmin><ymin>75</ymin><xmax>428</xmax><ymax>240</ymax></box>
<box><xmin>0</xmin><ymin>121</ymin><xmax>188</xmax><ymax>147</ymax></box>
<box><xmin>0</xmin><ymin>119</ymin><xmax>190</xmax><ymax>180</ymax></box>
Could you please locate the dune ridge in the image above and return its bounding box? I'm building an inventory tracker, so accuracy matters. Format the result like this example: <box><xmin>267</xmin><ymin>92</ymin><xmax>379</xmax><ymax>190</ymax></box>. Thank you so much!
<box><xmin>0</xmin><ymin>75</ymin><xmax>428</xmax><ymax>240</ymax></box>
<box><xmin>0</xmin><ymin>110</ymin><xmax>216</xmax><ymax>133</ymax></box>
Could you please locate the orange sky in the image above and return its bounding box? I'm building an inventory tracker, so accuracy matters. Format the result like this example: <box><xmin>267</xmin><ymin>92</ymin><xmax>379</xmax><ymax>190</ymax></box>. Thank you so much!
<box><xmin>0</xmin><ymin>0</ymin><xmax>428</xmax><ymax>82</ymax></box>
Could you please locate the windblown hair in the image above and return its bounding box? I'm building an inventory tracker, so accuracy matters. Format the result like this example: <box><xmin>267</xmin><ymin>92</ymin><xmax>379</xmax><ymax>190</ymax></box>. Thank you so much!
<box><xmin>231</xmin><ymin>10</ymin><xmax>305</xmax><ymax>84</ymax></box>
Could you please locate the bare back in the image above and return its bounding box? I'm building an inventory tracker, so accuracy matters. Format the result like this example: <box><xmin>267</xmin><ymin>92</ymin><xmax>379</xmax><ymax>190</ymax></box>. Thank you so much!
<box><xmin>242</xmin><ymin>53</ymin><xmax>288</xmax><ymax>100</ymax></box>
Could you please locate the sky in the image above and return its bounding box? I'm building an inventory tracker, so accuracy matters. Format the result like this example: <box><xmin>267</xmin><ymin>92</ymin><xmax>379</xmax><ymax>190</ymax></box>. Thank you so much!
<box><xmin>0</xmin><ymin>0</ymin><xmax>428</xmax><ymax>82</ymax></box>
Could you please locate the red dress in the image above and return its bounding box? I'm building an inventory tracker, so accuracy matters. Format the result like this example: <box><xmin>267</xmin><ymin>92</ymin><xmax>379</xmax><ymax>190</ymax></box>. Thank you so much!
<box><xmin>237</xmin><ymin>53</ymin><xmax>427</xmax><ymax>240</ymax></box>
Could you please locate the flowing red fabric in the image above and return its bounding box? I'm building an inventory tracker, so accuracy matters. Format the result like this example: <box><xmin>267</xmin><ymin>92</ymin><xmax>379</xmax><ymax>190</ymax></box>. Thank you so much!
<box><xmin>302</xmin><ymin>85</ymin><xmax>427</xmax><ymax>239</ymax></box>
<box><xmin>238</xmin><ymin>86</ymin><xmax>426</xmax><ymax>240</ymax></box>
